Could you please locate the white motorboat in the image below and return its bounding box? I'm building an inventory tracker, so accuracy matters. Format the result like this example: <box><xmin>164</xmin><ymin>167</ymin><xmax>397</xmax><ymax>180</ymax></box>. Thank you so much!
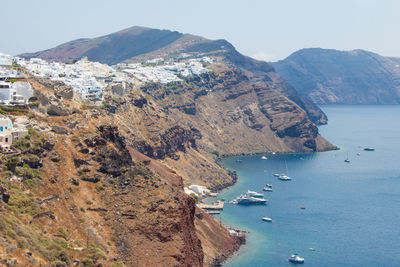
<box><xmin>261</xmin><ymin>156</ymin><xmax>268</xmax><ymax>160</ymax></box>
<box><xmin>246</xmin><ymin>190</ymin><xmax>264</xmax><ymax>198</ymax></box>
<box><xmin>278</xmin><ymin>174</ymin><xmax>292</xmax><ymax>181</ymax></box>
<box><xmin>263</xmin><ymin>183</ymin><xmax>273</xmax><ymax>191</ymax></box>
<box><xmin>236</xmin><ymin>195</ymin><xmax>268</xmax><ymax>205</ymax></box>
<box><xmin>262</xmin><ymin>217</ymin><xmax>273</xmax><ymax>222</ymax></box>
<box><xmin>288</xmin><ymin>253</ymin><xmax>305</xmax><ymax>264</ymax></box>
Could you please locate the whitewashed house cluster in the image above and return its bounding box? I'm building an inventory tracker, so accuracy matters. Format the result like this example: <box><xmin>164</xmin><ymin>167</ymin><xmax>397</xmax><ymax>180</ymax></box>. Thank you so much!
<box><xmin>0</xmin><ymin>67</ymin><xmax>33</xmax><ymax>105</ymax></box>
<box><xmin>0</xmin><ymin>53</ymin><xmax>12</xmax><ymax>66</ymax></box>
<box><xmin>184</xmin><ymin>184</ymin><xmax>213</xmax><ymax>198</ymax></box>
<box><xmin>117</xmin><ymin>56</ymin><xmax>212</xmax><ymax>84</ymax></box>
<box><xmin>0</xmin><ymin>116</ymin><xmax>27</xmax><ymax>148</ymax></box>
<box><xmin>2</xmin><ymin>52</ymin><xmax>216</xmax><ymax>103</ymax></box>
<box><xmin>17</xmin><ymin>57</ymin><xmax>104</xmax><ymax>101</ymax></box>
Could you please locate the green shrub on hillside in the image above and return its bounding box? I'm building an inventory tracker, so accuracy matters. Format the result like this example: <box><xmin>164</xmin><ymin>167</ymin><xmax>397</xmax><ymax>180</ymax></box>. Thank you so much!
<box><xmin>190</xmin><ymin>193</ymin><xmax>199</xmax><ymax>202</ymax></box>
<box><xmin>211</xmin><ymin>150</ymin><xmax>220</xmax><ymax>157</ymax></box>
<box><xmin>5</xmin><ymin>157</ymin><xmax>19</xmax><ymax>172</ymax></box>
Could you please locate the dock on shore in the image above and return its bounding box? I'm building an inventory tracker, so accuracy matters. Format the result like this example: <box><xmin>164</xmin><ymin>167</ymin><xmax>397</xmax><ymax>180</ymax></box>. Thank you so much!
<box><xmin>197</xmin><ymin>201</ymin><xmax>224</xmax><ymax>210</ymax></box>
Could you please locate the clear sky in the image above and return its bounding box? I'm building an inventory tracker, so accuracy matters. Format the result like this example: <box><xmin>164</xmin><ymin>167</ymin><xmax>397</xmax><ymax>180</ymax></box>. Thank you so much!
<box><xmin>1</xmin><ymin>0</ymin><xmax>399</xmax><ymax>61</ymax></box>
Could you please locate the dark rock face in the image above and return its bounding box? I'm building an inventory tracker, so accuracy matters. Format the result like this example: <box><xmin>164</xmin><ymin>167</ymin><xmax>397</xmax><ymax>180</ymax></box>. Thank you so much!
<box><xmin>130</xmin><ymin>96</ymin><xmax>148</xmax><ymax>108</ymax></box>
<box><xmin>51</xmin><ymin>125</ymin><xmax>70</xmax><ymax>135</ymax></box>
<box><xmin>271</xmin><ymin>48</ymin><xmax>400</xmax><ymax>104</ymax></box>
<box><xmin>81</xmin><ymin>176</ymin><xmax>101</xmax><ymax>183</ymax></box>
<box><xmin>85</xmin><ymin>126</ymin><xmax>134</xmax><ymax>178</ymax></box>
<box><xmin>0</xmin><ymin>185</ymin><xmax>10</xmax><ymax>203</ymax></box>
<box><xmin>133</xmin><ymin>126</ymin><xmax>201</xmax><ymax>159</ymax></box>
<box><xmin>21</xmin><ymin>157</ymin><xmax>43</xmax><ymax>169</ymax></box>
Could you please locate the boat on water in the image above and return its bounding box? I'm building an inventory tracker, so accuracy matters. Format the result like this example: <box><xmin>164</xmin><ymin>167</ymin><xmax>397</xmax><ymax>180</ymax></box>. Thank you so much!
<box><xmin>344</xmin><ymin>152</ymin><xmax>350</xmax><ymax>163</ymax></box>
<box><xmin>236</xmin><ymin>195</ymin><xmax>268</xmax><ymax>205</ymax></box>
<box><xmin>246</xmin><ymin>190</ymin><xmax>264</xmax><ymax>198</ymax></box>
<box><xmin>262</xmin><ymin>217</ymin><xmax>273</xmax><ymax>222</ymax></box>
<box><xmin>261</xmin><ymin>156</ymin><xmax>268</xmax><ymax>160</ymax></box>
<box><xmin>364</xmin><ymin>147</ymin><xmax>375</xmax><ymax>151</ymax></box>
<box><xmin>288</xmin><ymin>253</ymin><xmax>305</xmax><ymax>264</ymax></box>
<box><xmin>278</xmin><ymin>174</ymin><xmax>292</xmax><ymax>181</ymax></box>
<box><xmin>273</xmin><ymin>173</ymin><xmax>280</xmax><ymax>177</ymax></box>
<box><xmin>278</xmin><ymin>158</ymin><xmax>292</xmax><ymax>181</ymax></box>
<box><xmin>263</xmin><ymin>183</ymin><xmax>273</xmax><ymax>191</ymax></box>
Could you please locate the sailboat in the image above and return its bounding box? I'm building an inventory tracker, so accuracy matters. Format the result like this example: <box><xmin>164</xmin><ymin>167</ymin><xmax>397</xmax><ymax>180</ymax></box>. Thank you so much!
<box><xmin>344</xmin><ymin>153</ymin><xmax>350</xmax><ymax>163</ymax></box>
<box><xmin>278</xmin><ymin>158</ymin><xmax>292</xmax><ymax>181</ymax></box>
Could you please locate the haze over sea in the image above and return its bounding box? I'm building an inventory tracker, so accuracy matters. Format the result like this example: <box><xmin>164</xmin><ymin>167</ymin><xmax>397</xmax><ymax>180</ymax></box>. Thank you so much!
<box><xmin>214</xmin><ymin>105</ymin><xmax>400</xmax><ymax>267</ymax></box>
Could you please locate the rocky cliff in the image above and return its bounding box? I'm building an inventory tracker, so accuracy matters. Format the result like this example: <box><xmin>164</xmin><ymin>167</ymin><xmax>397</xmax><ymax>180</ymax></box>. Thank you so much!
<box><xmin>0</xmin><ymin>75</ymin><xmax>242</xmax><ymax>266</ymax></box>
<box><xmin>271</xmin><ymin>48</ymin><xmax>400</xmax><ymax>104</ymax></box>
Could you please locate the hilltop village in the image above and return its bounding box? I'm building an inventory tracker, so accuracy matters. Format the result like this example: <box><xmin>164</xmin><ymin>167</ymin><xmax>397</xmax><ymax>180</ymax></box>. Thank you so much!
<box><xmin>1</xmin><ymin>51</ymin><xmax>214</xmax><ymax>196</ymax></box>
<box><xmin>1</xmin><ymin>52</ymin><xmax>213</xmax><ymax>103</ymax></box>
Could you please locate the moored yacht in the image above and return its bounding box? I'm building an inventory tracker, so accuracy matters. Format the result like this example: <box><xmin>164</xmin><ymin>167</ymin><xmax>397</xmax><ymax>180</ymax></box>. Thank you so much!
<box><xmin>236</xmin><ymin>195</ymin><xmax>268</xmax><ymax>205</ymax></box>
<box><xmin>288</xmin><ymin>253</ymin><xmax>305</xmax><ymax>264</ymax></box>
<box><xmin>263</xmin><ymin>186</ymin><xmax>273</xmax><ymax>192</ymax></box>
<box><xmin>262</xmin><ymin>217</ymin><xmax>273</xmax><ymax>222</ymax></box>
<box><xmin>246</xmin><ymin>190</ymin><xmax>264</xmax><ymax>198</ymax></box>
<box><xmin>364</xmin><ymin>147</ymin><xmax>375</xmax><ymax>151</ymax></box>
<box><xmin>278</xmin><ymin>174</ymin><xmax>292</xmax><ymax>181</ymax></box>
<box><xmin>263</xmin><ymin>184</ymin><xmax>273</xmax><ymax>191</ymax></box>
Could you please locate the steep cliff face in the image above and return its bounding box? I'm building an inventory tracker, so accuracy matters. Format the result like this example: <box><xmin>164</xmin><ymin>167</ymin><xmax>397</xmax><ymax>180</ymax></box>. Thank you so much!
<box><xmin>271</xmin><ymin>48</ymin><xmax>400</xmax><ymax>104</ymax></box>
<box><xmin>0</xmin><ymin>75</ymin><xmax>242</xmax><ymax>266</ymax></box>
<box><xmin>135</xmin><ymin>64</ymin><xmax>334</xmax><ymax>156</ymax></box>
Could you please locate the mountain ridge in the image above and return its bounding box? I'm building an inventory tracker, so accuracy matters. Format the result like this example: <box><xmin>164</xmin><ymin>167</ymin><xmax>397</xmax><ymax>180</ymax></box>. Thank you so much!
<box><xmin>18</xmin><ymin>26</ymin><xmax>329</xmax><ymax>126</ymax></box>
<box><xmin>271</xmin><ymin>48</ymin><xmax>400</xmax><ymax>104</ymax></box>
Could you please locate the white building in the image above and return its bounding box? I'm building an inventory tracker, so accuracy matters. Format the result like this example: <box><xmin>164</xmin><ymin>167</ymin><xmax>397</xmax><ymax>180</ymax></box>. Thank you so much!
<box><xmin>0</xmin><ymin>116</ymin><xmax>28</xmax><ymax>148</ymax></box>
<box><xmin>0</xmin><ymin>81</ymin><xmax>33</xmax><ymax>105</ymax></box>
<box><xmin>0</xmin><ymin>53</ymin><xmax>12</xmax><ymax>66</ymax></box>
<box><xmin>184</xmin><ymin>187</ymin><xmax>198</xmax><ymax>197</ymax></box>
<box><xmin>188</xmin><ymin>185</ymin><xmax>211</xmax><ymax>196</ymax></box>
<box><xmin>0</xmin><ymin>116</ymin><xmax>14</xmax><ymax>148</ymax></box>
<box><xmin>18</xmin><ymin>57</ymin><xmax>104</xmax><ymax>102</ymax></box>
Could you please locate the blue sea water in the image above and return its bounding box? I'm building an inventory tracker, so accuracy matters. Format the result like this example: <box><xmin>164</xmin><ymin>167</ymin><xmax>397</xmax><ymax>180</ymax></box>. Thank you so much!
<box><xmin>214</xmin><ymin>105</ymin><xmax>400</xmax><ymax>267</ymax></box>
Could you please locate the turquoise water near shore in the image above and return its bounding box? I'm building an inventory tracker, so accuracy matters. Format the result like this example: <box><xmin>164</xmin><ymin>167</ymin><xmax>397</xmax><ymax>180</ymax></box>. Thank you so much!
<box><xmin>214</xmin><ymin>105</ymin><xmax>400</xmax><ymax>267</ymax></box>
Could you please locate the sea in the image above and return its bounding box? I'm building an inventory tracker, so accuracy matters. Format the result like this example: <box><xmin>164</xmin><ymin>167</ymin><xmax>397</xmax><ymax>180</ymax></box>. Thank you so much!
<box><xmin>212</xmin><ymin>105</ymin><xmax>400</xmax><ymax>267</ymax></box>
